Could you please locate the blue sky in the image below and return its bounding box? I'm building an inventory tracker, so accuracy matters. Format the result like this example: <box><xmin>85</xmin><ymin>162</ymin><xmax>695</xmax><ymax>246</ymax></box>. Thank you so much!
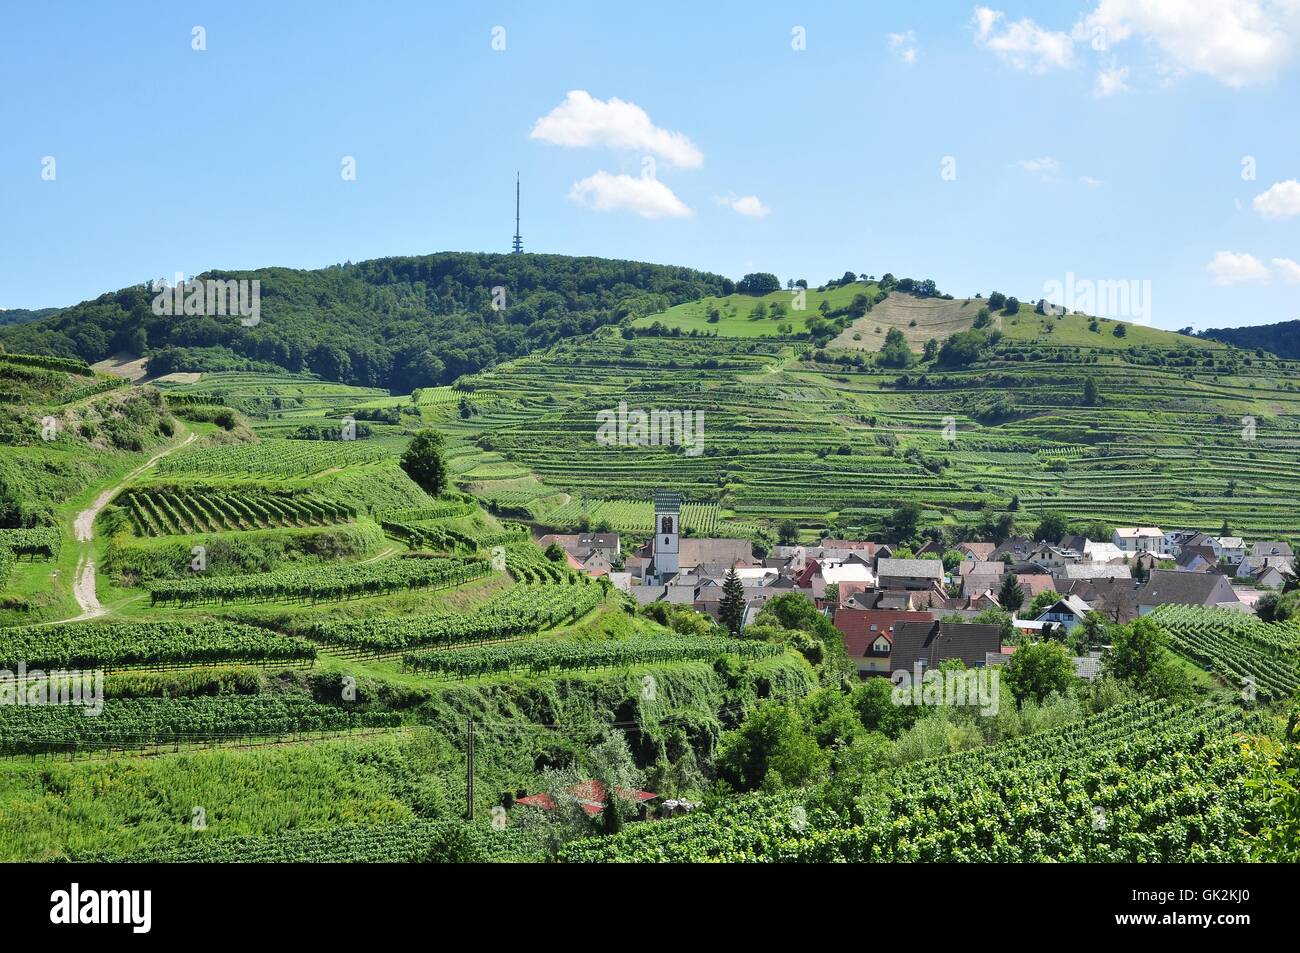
<box><xmin>2</xmin><ymin>0</ymin><xmax>1297</xmax><ymax>330</ymax></box>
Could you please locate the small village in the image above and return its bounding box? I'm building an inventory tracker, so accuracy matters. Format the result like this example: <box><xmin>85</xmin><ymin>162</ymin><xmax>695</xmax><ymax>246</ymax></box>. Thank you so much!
<box><xmin>538</xmin><ymin>491</ymin><xmax>1297</xmax><ymax>682</ymax></box>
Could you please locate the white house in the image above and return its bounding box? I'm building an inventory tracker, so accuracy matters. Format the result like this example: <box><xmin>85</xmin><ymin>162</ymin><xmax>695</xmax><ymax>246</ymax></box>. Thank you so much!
<box><xmin>1035</xmin><ymin>595</ymin><xmax>1092</xmax><ymax>632</ymax></box>
<box><xmin>815</xmin><ymin>561</ymin><xmax>875</xmax><ymax>598</ymax></box>
<box><xmin>1082</xmin><ymin>540</ymin><xmax>1125</xmax><ymax>564</ymax></box>
<box><xmin>1210</xmin><ymin>536</ymin><xmax>1247</xmax><ymax>565</ymax></box>
<box><xmin>1112</xmin><ymin>527</ymin><xmax>1166</xmax><ymax>555</ymax></box>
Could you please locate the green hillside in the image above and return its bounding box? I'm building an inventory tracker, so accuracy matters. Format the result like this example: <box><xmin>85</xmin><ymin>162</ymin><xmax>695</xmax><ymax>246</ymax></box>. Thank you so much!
<box><xmin>634</xmin><ymin>281</ymin><xmax>879</xmax><ymax>338</ymax></box>
<box><xmin>2</xmin><ymin>258</ymin><xmax>1298</xmax><ymax>865</ymax></box>
<box><xmin>1202</xmin><ymin>319</ymin><xmax>1300</xmax><ymax>360</ymax></box>
<box><xmin>0</xmin><ymin>253</ymin><xmax>731</xmax><ymax>393</ymax></box>
<box><xmin>431</xmin><ymin>318</ymin><xmax>1300</xmax><ymax>546</ymax></box>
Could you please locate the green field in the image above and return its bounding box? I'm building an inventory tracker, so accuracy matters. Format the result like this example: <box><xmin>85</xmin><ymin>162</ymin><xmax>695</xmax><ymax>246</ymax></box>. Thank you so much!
<box><xmin>634</xmin><ymin>281</ymin><xmax>879</xmax><ymax>337</ymax></box>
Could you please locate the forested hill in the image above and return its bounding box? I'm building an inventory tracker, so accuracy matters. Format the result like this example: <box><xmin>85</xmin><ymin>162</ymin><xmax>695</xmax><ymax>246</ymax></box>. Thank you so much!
<box><xmin>0</xmin><ymin>307</ymin><xmax>62</xmax><ymax>327</ymax></box>
<box><xmin>1200</xmin><ymin>319</ymin><xmax>1300</xmax><ymax>360</ymax></box>
<box><xmin>0</xmin><ymin>253</ymin><xmax>730</xmax><ymax>392</ymax></box>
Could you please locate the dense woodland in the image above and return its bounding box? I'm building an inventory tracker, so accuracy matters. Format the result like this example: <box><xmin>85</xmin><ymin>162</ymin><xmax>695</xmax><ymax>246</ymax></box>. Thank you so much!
<box><xmin>1202</xmin><ymin>319</ymin><xmax>1300</xmax><ymax>360</ymax></box>
<box><xmin>0</xmin><ymin>253</ymin><xmax>731</xmax><ymax>392</ymax></box>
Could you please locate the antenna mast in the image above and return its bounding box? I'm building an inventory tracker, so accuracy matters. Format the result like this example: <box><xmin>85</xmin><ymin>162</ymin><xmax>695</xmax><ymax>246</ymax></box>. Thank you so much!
<box><xmin>511</xmin><ymin>172</ymin><xmax>523</xmax><ymax>254</ymax></box>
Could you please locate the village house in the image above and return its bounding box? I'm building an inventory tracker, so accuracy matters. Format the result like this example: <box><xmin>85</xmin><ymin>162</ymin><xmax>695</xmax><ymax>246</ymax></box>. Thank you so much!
<box><xmin>1237</xmin><ymin>555</ymin><xmax>1293</xmax><ymax>588</ymax></box>
<box><xmin>1164</xmin><ymin>529</ymin><xmax>1202</xmax><ymax>556</ymax></box>
<box><xmin>1054</xmin><ymin>563</ymin><xmax>1133</xmax><ymax>586</ymax></box>
<box><xmin>958</xmin><ymin>541</ymin><xmax>997</xmax><ymax>562</ymax></box>
<box><xmin>890</xmin><ymin>621</ymin><xmax>1003</xmax><ymax>673</ymax></box>
<box><xmin>1137</xmin><ymin>569</ymin><xmax>1240</xmax><ymax>615</ymax></box>
<box><xmin>1174</xmin><ymin>545</ymin><xmax>1216</xmax><ymax>573</ymax></box>
<box><xmin>876</xmin><ymin>557</ymin><xmax>945</xmax><ymax>592</ymax></box>
<box><xmin>536</xmin><ymin>533</ymin><xmax>621</xmax><ymax>579</ymax></box>
<box><xmin>845</xmin><ymin>589</ymin><xmax>938</xmax><ymax>612</ymax></box>
<box><xmin>1014</xmin><ymin>573</ymin><xmax>1057</xmax><ymax>600</ymax></box>
<box><xmin>944</xmin><ymin>589</ymin><xmax>1001</xmax><ymax>612</ymax></box>
<box><xmin>991</xmin><ymin>537</ymin><xmax>1036</xmax><ymax>563</ymax></box>
<box><xmin>1112</xmin><ymin>527</ymin><xmax>1167</xmax><ymax>554</ymax></box>
<box><xmin>987</xmin><ymin>647</ymin><xmax>1104</xmax><ymax>681</ymax></box>
<box><xmin>537</xmin><ymin>532</ymin><xmax>621</xmax><ymax>560</ymax></box>
<box><xmin>1081</xmin><ymin>540</ymin><xmax>1126</xmax><ymax>564</ymax></box>
<box><xmin>961</xmin><ymin>561</ymin><xmax>1005</xmax><ymax>596</ymax></box>
<box><xmin>833</xmin><ymin>608</ymin><xmax>935</xmax><ymax>676</ymax></box>
<box><xmin>1026</xmin><ymin>543</ymin><xmax>1081</xmax><ymax>570</ymax></box>
<box><xmin>1251</xmin><ymin>541</ymin><xmax>1294</xmax><ymax>559</ymax></box>
<box><xmin>1127</xmin><ymin>551</ymin><xmax>1160</xmax><ymax>575</ymax></box>
<box><xmin>1035</xmin><ymin>594</ymin><xmax>1091</xmax><ymax>632</ymax></box>
<box><xmin>1209</xmin><ymin>536</ymin><xmax>1247</xmax><ymax>566</ymax></box>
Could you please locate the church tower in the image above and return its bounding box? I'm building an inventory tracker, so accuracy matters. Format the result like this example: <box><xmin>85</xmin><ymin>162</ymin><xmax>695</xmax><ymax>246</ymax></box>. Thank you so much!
<box><xmin>652</xmin><ymin>490</ymin><xmax>680</xmax><ymax>580</ymax></box>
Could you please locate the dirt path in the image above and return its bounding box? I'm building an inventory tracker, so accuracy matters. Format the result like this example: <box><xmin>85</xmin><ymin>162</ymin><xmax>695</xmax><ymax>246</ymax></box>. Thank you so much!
<box><xmin>356</xmin><ymin>544</ymin><xmax>400</xmax><ymax>566</ymax></box>
<box><xmin>62</xmin><ymin>431</ymin><xmax>197</xmax><ymax>622</ymax></box>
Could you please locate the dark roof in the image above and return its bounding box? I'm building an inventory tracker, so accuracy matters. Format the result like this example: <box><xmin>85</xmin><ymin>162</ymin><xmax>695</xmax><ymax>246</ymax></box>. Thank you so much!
<box><xmin>833</xmin><ymin>608</ymin><xmax>935</xmax><ymax>657</ymax></box>
<box><xmin>1079</xmin><ymin>577</ymin><xmax>1141</xmax><ymax>623</ymax></box>
<box><xmin>1175</xmin><ymin>546</ymin><xmax>1215</xmax><ymax>570</ymax></box>
<box><xmin>652</xmin><ymin>490</ymin><xmax>681</xmax><ymax>513</ymax></box>
<box><xmin>877</xmin><ymin>558</ymin><xmax>944</xmax><ymax>580</ymax></box>
<box><xmin>890</xmin><ymin>621</ymin><xmax>1004</xmax><ymax>673</ymax></box>
<box><xmin>1140</xmin><ymin>569</ymin><xmax>1238</xmax><ymax>608</ymax></box>
<box><xmin>1059</xmin><ymin>535</ymin><xmax>1089</xmax><ymax>555</ymax></box>
<box><xmin>991</xmin><ymin>536</ymin><xmax>1035</xmax><ymax>560</ymax></box>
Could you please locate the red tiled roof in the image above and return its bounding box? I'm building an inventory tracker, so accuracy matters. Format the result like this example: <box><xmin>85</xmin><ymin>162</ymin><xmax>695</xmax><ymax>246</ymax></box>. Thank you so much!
<box><xmin>516</xmin><ymin>780</ymin><xmax>657</xmax><ymax>816</ymax></box>
<box><xmin>1015</xmin><ymin>574</ymin><xmax>1056</xmax><ymax>597</ymax></box>
<box><xmin>833</xmin><ymin>608</ymin><xmax>935</xmax><ymax>657</ymax></box>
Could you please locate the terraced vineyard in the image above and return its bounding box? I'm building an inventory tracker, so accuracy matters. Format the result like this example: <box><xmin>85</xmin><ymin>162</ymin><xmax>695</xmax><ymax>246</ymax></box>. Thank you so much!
<box><xmin>0</xmin><ymin>695</ymin><xmax>400</xmax><ymax>755</ymax></box>
<box><xmin>562</xmin><ymin>701</ymin><xmax>1265</xmax><ymax>862</ymax></box>
<box><xmin>300</xmin><ymin>580</ymin><xmax>604</xmax><ymax>653</ymax></box>
<box><xmin>0</xmin><ymin>620</ymin><xmax>316</xmax><ymax>671</ymax></box>
<box><xmin>155</xmin><ymin>439</ymin><xmax>390</xmax><ymax>478</ymax></box>
<box><xmin>147</xmin><ymin>555</ymin><xmax>488</xmax><ymax>605</ymax></box>
<box><xmin>78</xmin><ymin>819</ymin><xmax>530</xmax><ymax>863</ymax></box>
<box><xmin>1149</xmin><ymin>605</ymin><xmax>1300</xmax><ymax>701</ymax></box>
<box><xmin>403</xmin><ymin>635</ymin><xmax>782</xmax><ymax>679</ymax></box>
<box><xmin>435</xmin><ymin>327</ymin><xmax>1300</xmax><ymax>543</ymax></box>
<box><xmin>4</xmin><ymin>275</ymin><xmax>1298</xmax><ymax>869</ymax></box>
<box><xmin>0</xmin><ymin>527</ymin><xmax>60</xmax><ymax>560</ymax></box>
<box><xmin>120</xmin><ymin>487</ymin><xmax>355</xmax><ymax>536</ymax></box>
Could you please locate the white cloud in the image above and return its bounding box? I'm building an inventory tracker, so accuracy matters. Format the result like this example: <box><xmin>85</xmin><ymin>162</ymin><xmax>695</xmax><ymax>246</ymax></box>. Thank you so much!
<box><xmin>973</xmin><ymin>6</ymin><xmax>1075</xmax><ymax>72</ymax></box>
<box><xmin>567</xmin><ymin>171</ymin><xmax>692</xmax><ymax>219</ymax></box>
<box><xmin>1079</xmin><ymin>175</ymin><xmax>1104</xmax><ymax>186</ymax></box>
<box><xmin>1252</xmin><ymin>179</ymin><xmax>1300</xmax><ymax>218</ymax></box>
<box><xmin>1206</xmin><ymin>250</ymin><xmax>1271</xmax><ymax>284</ymax></box>
<box><xmin>1272</xmin><ymin>257</ymin><xmax>1300</xmax><ymax>282</ymax></box>
<box><xmin>1017</xmin><ymin>156</ymin><xmax>1061</xmax><ymax>180</ymax></box>
<box><xmin>888</xmin><ymin>30</ymin><xmax>918</xmax><ymax>62</ymax></box>
<box><xmin>1075</xmin><ymin>0</ymin><xmax>1300</xmax><ymax>89</ymax></box>
<box><xmin>1094</xmin><ymin>64</ymin><xmax>1131</xmax><ymax>95</ymax></box>
<box><xmin>531</xmin><ymin>90</ymin><xmax>703</xmax><ymax>168</ymax></box>
<box><xmin>717</xmin><ymin>194</ymin><xmax>771</xmax><ymax>218</ymax></box>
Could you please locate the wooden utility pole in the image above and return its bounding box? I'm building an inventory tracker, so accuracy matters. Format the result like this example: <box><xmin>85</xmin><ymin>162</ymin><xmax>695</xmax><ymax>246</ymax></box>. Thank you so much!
<box><xmin>466</xmin><ymin>718</ymin><xmax>476</xmax><ymax>821</ymax></box>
